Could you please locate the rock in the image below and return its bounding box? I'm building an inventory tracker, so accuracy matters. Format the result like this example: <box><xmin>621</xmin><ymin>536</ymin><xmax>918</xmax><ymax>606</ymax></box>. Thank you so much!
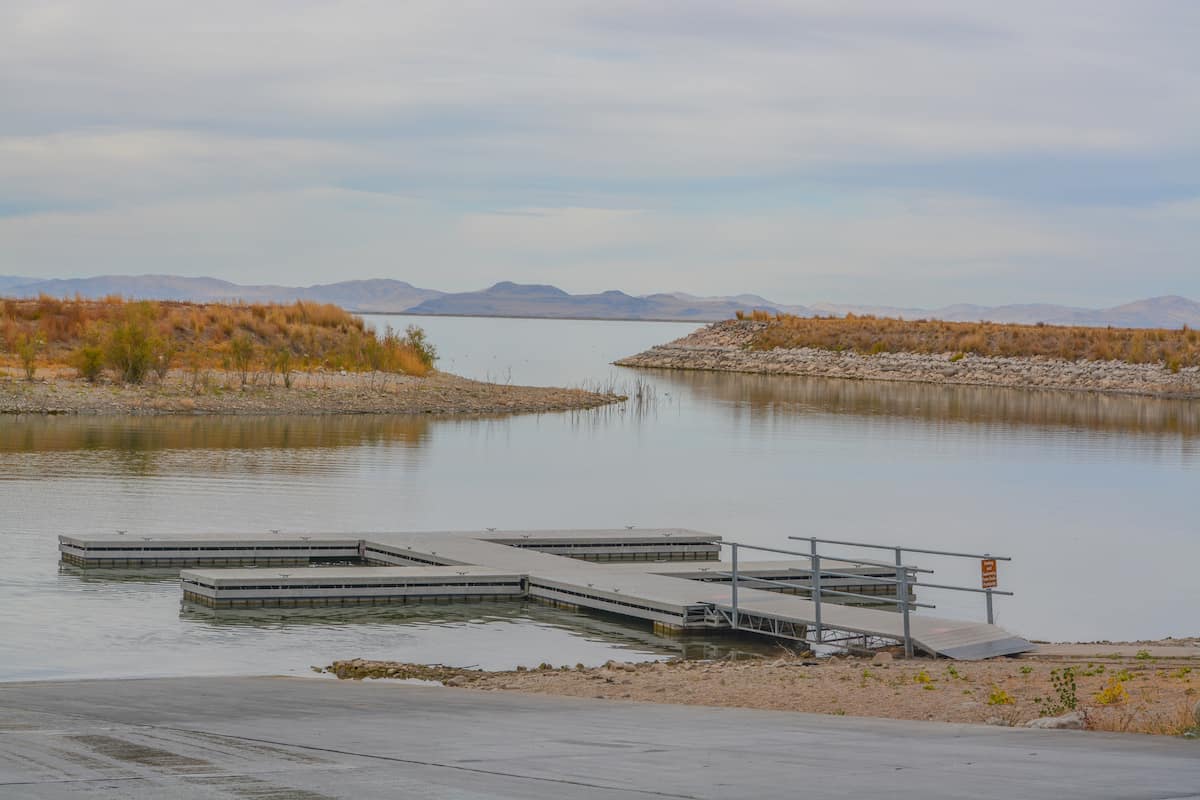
<box><xmin>871</xmin><ymin>652</ymin><xmax>893</xmax><ymax>667</ymax></box>
<box><xmin>984</xmin><ymin>717</ymin><xmax>1009</xmax><ymax>727</ymax></box>
<box><xmin>1025</xmin><ymin>711</ymin><xmax>1086</xmax><ymax>730</ymax></box>
<box><xmin>445</xmin><ymin>675</ymin><xmax>468</xmax><ymax>688</ymax></box>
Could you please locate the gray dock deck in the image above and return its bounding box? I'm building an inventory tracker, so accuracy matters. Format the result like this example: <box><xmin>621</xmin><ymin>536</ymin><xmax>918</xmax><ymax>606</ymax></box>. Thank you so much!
<box><xmin>61</xmin><ymin>528</ymin><xmax>1032</xmax><ymax>659</ymax></box>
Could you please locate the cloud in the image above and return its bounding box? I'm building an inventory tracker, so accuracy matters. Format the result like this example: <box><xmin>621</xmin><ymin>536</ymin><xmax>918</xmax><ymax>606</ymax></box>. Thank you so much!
<box><xmin>0</xmin><ymin>1</ymin><xmax>1197</xmax><ymax>304</ymax></box>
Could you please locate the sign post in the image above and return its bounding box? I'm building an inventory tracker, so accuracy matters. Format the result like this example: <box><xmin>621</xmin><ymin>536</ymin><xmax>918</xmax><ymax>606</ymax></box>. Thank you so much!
<box><xmin>981</xmin><ymin>558</ymin><xmax>997</xmax><ymax>624</ymax></box>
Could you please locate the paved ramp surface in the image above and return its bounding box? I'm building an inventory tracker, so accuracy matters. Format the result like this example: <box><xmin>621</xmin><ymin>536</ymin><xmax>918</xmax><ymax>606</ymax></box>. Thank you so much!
<box><xmin>2</xmin><ymin>677</ymin><xmax>1197</xmax><ymax>799</ymax></box>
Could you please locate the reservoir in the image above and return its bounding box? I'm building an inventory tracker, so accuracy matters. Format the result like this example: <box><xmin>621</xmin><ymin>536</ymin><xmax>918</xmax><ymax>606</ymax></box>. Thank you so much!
<box><xmin>2</xmin><ymin>315</ymin><xmax>1197</xmax><ymax>681</ymax></box>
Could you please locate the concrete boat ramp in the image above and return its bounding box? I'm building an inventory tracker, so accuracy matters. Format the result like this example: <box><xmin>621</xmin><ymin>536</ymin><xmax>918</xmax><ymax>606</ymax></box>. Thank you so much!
<box><xmin>60</xmin><ymin>529</ymin><xmax>1032</xmax><ymax>660</ymax></box>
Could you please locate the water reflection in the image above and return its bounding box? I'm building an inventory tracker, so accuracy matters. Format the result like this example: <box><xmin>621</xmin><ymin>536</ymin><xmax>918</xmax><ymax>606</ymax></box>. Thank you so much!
<box><xmin>180</xmin><ymin>601</ymin><xmax>777</xmax><ymax>663</ymax></box>
<box><xmin>0</xmin><ymin>414</ymin><xmax>434</xmax><ymax>453</ymax></box>
<box><xmin>652</xmin><ymin>369</ymin><xmax>1200</xmax><ymax>439</ymax></box>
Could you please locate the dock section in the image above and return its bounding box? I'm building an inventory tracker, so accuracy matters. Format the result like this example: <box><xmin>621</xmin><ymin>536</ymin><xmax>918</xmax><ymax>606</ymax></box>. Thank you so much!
<box><xmin>181</xmin><ymin>566</ymin><xmax>525</xmax><ymax>608</ymax></box>
<box><xmin>59</xmin><ymin>534</ymin><xmax>361</xmax><ymax>568</ymax></box>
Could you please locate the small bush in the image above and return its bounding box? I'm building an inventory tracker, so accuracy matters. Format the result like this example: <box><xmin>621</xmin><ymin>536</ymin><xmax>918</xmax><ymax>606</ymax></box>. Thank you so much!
<box><xmin>1034</xmin><ymin>667</ymin><xmax>1077</xmax><ymax>717</ymax></box>
<box><xmin>273</xmin><ymin>347</ymin><xmax>295</xmax><ymax>388</ymax></box>
<box><xmin>987</xmin><ymin>687</ymin><xmax>1016</xmax><ymax>706</ymax></box>
<box><xmin>229</xmin><ymin>334</ymin><xmax>255</xmax><ymax>387</ymax></box>
<box><xmin>73</xmin><ymin>345</ymin><xmax>104</xmax><ymax>382</ymax></box>
<box><xmin>15</xmin><ymin>333</ymin><xmax>41</xmax><ymax>380</ymax></box>
<box><xmin>1094</xmin><ymin>678</ymin><xmax>1130</xmax><ymax>706</ymax></box>
<box><xmin>104</xmin><ymin>304</ymin><xmax>159</xmax><ymax>384</ymax></box>
<box><xmin>913</xmin><ymin>669</ymin><xmax>932</xmax><ymax>684</ymax></box>
<box><xmin>402</xmin><ymin>325</ymin><xmax>437</xmax><ymax>369</ymax></box>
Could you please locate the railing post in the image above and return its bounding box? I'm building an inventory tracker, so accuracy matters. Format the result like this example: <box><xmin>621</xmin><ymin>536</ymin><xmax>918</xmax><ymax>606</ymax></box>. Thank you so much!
<box><xmin>811</xmin><ymin>549</ymin><xmax>822</xmax><ymax>645</ymax></box>
<box><xmin>730</xmin><ymin>542</ymin><xmax>739</xmax><ymax>630</ymax></box>
<box><xmin>895</xmin><ymin>546</ymin><xmax>913</xmax><ymax>659</ymax></box>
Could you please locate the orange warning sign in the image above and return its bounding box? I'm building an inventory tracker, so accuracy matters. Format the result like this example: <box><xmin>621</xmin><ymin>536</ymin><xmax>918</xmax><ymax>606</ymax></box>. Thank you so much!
<box><xmin>981</xmin><ymin>558</ymin><xmax>998</xmax><ymax>589</ymax></box>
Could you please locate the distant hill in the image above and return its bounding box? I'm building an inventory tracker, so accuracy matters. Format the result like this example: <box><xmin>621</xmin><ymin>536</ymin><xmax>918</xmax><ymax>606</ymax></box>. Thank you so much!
<box><xmin>0</xmin><ymin>275</ymin><xmax>443</xmax><ymax>311</ymax></box>
<box><xmin>405</xmin><ymin>282</ymin><xmax>792</xmax><ymax>320</ymax></box>
<box><xmin>810</xmin><ymin>296</ymin><xmax>1200</xmax><ymax>328</ymax></box>
<box><xmin>2</xmin><ymin>273</ymin><xmax>1198</xmax><ymax>328</ymax></box>
<box><xmin>0</xmin><ymin>276</ymin><xmax>37</xmax><ymax>291</ymax></box>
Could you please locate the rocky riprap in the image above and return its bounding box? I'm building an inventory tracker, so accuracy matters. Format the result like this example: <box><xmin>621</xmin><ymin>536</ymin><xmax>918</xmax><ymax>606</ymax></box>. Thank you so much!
<box><xmin>615</xmin><ymin>320</ymin><xmax>1200</xmax><ymax>399</ymax></box>
<box><xmin>0</xmin><ymin>369</ymin><xmax>623</xmax><ymax>416</ymax></box>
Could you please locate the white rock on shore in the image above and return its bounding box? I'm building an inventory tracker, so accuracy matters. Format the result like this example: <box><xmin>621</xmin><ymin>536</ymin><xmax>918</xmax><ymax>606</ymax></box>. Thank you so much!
<box><xmin>1025</xmin><ymin>711</ymin><xmax>1086</xmax><ymax>730</ymax></box>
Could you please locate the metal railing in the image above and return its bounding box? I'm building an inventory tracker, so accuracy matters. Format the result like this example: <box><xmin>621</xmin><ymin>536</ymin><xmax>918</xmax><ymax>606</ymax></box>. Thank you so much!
<box><xmin>718</xmin><ymin>537</ymin><xmax>1015</xmax><ymax>658</ymax></box>
<box><xmin>789</xmin><ymin>536</ymin><xmax>1013</xmax><ymax>630</ymax></box>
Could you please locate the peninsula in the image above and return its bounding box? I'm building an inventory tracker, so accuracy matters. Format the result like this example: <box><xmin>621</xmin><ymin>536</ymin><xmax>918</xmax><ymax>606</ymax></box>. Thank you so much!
<box><xmin>0</xmin><ymin>296</ymin><xmax>620</xmax><ymax>415</ymax></box>
<box><xmin>617</xmin><ymin>314</ymin><xmax>1200</xmax><ymax>399</ymax></box>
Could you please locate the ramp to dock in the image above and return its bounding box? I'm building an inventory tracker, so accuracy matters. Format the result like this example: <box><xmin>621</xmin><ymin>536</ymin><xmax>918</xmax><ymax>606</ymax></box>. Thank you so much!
<box><xmin>61</xmin><ymin>528</ymin><xmax>1033</xmax><ymax>660</ymax></box>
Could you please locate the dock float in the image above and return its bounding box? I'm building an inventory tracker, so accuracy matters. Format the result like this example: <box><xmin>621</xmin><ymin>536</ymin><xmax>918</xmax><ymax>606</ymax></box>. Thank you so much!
<box><xmin>181</xmin><ymin>566</ymin><xmax>525</xmax><ymax>608</ymax></box>
<box><xmin>60</xmin><ymin>528</ymin><xmax>1032</xmax><ymax>660</ymax></box>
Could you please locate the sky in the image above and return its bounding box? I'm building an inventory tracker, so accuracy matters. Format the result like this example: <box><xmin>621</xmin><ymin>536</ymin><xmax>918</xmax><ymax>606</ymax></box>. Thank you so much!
<box><xmin>1</xmin><ymin>1</ymin><xmax>1197</xmax><ymax>307</ymax></box>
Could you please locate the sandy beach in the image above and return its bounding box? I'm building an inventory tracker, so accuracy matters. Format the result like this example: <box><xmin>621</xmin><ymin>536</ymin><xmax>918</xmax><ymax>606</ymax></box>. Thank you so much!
<box><xmin>326</xmin><ymin>643</ymin><xmax>1200</xmax><ymax>737</ymax></box>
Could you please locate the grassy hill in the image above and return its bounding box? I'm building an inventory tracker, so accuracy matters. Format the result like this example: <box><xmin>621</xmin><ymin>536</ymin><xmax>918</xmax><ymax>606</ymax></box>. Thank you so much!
<box><xmin>1</xmin><ymin>296</ymin><xmax>435</xmax><ymax>383</ymax></box>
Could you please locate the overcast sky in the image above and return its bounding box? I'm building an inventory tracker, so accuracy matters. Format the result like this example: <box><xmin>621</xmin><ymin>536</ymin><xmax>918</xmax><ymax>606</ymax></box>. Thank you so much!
<box><xmin>2</xmin><ymin>1</ymin><xmax>1197</xmax><ymax>306</ymax></box>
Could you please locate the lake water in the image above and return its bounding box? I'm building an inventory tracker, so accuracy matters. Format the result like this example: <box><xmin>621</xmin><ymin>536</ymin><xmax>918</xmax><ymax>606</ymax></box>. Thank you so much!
<box><xmin>2</xmin><ymin>315</ymin><xmax>1198</xmax><ymax>682</ymax></box>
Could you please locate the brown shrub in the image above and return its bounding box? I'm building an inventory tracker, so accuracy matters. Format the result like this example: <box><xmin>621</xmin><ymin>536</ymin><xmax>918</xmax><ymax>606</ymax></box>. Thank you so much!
<box><xmin>746</xmin><ymin>314</ymin><xmax>1200</xmax><ymax>367</ymax></box>
<box><xmin>0</xmin><ymin>296</ymin><xmax>435</xmax><ymax>378</ymax></box>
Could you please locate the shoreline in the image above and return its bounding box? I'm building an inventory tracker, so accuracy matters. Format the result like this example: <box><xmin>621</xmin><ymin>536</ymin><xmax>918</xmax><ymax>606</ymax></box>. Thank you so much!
<box><xmin>616</xmin><ymin>320</ymin><xmax>1200</xmax><ymax>399</ymax></box>
<box><xmin>0</xmin><ymin>368</ymin><xmax>623</xmax><ymax>416</ymax></box>
<box><xmin>326</xmin><ymin>644</ymin><xmax>1200</xmax><ymax>737</ymax></box>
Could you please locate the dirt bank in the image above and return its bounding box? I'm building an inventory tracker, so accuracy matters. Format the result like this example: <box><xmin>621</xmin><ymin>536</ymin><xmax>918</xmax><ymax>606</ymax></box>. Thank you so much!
<box><xmin>0</xmin><ymin>367</ymin><xmax>622</xmax><ymax>416</ymax></box>
<box><xmin>616</xmin><ymin>321</ymin><xmax>1200</xmax><ymax>399</ymax></box>
<box><xmin>325</xmin><ymin>649</ymin><xmax>1200</xmax><ymax>736</ymax></box>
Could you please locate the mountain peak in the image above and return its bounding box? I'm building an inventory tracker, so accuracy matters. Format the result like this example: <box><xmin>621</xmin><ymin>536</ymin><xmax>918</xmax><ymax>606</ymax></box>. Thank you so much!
<box><xmin>486</xmin><ymin>282</ymin><xmax>570</xmax><ymax>297</ymax></box>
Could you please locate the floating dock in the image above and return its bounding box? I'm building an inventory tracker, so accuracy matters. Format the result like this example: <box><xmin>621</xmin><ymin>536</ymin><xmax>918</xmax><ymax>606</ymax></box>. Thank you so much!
<box><xmin>181</xmin><ymin>566</ymin><xmax>525</xmax><ymax>608</ymax></box>
<box><xmin>58</xmin><ymin>534</ymin><xmax>361</xmax><ymax>568</ymax></box>
<box><xmin>61</xmin><ymin>528</ymin><xmax>1032</xmax><ymax>660</ymax></box>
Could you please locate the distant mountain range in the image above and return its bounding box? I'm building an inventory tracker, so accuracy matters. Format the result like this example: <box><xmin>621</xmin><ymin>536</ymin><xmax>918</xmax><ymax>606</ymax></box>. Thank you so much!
<box><xmin>3</xmin><ymin>273</ymin><xmax>1199</xmax><ymax>328</ymax></box>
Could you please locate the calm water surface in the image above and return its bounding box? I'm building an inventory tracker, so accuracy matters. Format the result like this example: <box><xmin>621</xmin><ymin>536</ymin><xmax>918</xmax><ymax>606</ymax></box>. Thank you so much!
<box><xmin>2</xmin><ymin>315</ymin><xmax>1198</xmax><ymax>681</ymax></box>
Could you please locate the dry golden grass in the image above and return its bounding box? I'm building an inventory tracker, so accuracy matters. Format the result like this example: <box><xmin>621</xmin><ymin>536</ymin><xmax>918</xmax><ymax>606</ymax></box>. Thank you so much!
<box><xmin>0</xmin><ymin>295</ymin><xmax>435</xmax><ymax>381</ymax></box>
<box><xmin>1089</xmin><ymin>697</ymin><xmax>1197</xmax><ymax>736</ymax></box>
<box><xmin>737</xmin><ymin>310</ymin><xmax>1200</xmax><ymax>369</ymax></box>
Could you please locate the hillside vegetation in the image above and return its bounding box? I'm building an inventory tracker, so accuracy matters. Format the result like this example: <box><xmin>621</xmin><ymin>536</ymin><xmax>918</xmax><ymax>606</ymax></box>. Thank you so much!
<box><xmin>739</xmin><ymin>310</ymin><xmax>1200</xmax><ymax>370</ymax></box>
<box><xmin>1</xmin><ymin>295</ymin><xmax>436</xmax><ymax>384</ymax></box>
